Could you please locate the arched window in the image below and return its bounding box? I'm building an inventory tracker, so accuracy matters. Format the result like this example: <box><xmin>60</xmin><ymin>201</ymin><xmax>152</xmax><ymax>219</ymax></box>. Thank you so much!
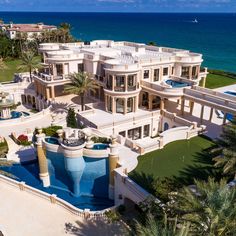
<box><xmin>116</xmin><ymin>98</ymin><xmax>124</xmax><ymax>113</ymax></box>
<box><xmin>164</xmin><ymin>122</ymin><xmax>169</xmax><ymax>131</ymax></box>
<box><xmin>127</xmin><ymin>97</ymin><xmax>134</xmax><ymax>113</ymax></box>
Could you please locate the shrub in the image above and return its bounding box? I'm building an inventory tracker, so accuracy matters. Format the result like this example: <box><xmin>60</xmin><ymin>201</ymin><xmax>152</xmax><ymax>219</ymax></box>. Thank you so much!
<box><xmin>0</xmin><ymin>139</ymin><xmax>8</xmax><ymax>158</ymax></box>
<box><xmin>66</xmin><ymin>108</ymin><xmax>77</xmax><ymax>128</ymax></box>
<box><xmin>91</xmin><ymin>136</ymin><xmax>111</xmax><ymax>144</ymax></box>
<box><xmin>104</xmin><ymin>210</ymin><xmax>120</xmax><ymax>223</ymax></box>
<box><xmin>41</xmin><ymin>126</ymin><xmax>63</xmax><ymax>137</ymax></box>
<box><xmin>17</xmin><ymin>134</ymin><xmax>32</xmax><ymax>146</ymax></box>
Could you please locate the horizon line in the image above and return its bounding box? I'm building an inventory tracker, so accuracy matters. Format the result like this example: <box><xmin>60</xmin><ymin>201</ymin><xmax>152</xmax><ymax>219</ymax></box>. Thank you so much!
<box><xmin>0</xmin><ymin>11</ymin><xmax>236</xmax><ymax>14</ymax></box>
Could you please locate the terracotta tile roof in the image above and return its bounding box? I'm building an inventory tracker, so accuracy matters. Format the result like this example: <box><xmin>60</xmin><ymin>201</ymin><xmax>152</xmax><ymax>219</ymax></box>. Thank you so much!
<box><xmin>3</xmin><ymin>24</ymin><xmax>57</xmax><ymax>32</ymax></box>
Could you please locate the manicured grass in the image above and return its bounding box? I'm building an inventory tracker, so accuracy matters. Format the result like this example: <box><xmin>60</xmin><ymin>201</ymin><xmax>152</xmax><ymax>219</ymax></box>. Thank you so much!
<box><xmin>129</xmin><ymin>136</ymin><xmax>219</xmax><ymax>186</ymax></box>
<box><xmin>205</xmin><ymin>70</ymin><xmax>236</xmax><ymax>89</ymax></box>
<box><xmin>0</xmin><ymin>59</ymin><xmax>22</xmax><ymax>82</ymax></box>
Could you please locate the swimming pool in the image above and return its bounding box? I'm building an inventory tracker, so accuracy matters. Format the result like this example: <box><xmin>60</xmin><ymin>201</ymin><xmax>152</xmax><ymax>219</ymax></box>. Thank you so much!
<box><xmin>45</xmin><ymin>137</ymin><xmax>60</xmax><ymax>145</ymax></box>
<box><xmin>0</xmin><ymin>151</ymin><xmax>113</xmax><ymax>211</ymax></box>
<box><xmin>92</xmin><ymin>143</ymin><xmax>109</xmax><ymax>150</ymax></box>
<box><xmin>225</xmin><ymin>91</ymin><xmax>236</xmax><ymax>97</ymax></box>
<box><xmin>165</xmin><ymin>79</ymin><xmax>190</xmax><ymax>88</ymax></box>
<box><xmin>223</xmin><ymin>91</ymin><xmax>236</xmax><ymax>122</ymax></box>
<box><xmin>0</xmin><ymin>111</ymin><xmax>30</xmax><ymax>120</ymax></box>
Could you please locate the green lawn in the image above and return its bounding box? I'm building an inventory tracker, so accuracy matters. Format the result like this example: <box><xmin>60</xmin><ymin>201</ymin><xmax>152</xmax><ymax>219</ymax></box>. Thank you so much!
<box><xmin>0</xmin><ymin>59</ymin><xmax>22</xmax><ymax>82</ymax></box>
<box><xmin>205</xmin><ymin>70</ymin><xmax>236</xmax><ymax>89</ymax></box>
<box><xmin>129</xmin><ymin>136</ymin><xmax>220</xmax><ymax>187</ymax></box>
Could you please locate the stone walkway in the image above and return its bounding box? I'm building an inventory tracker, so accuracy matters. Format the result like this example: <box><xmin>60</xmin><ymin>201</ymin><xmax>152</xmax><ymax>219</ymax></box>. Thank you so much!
<box><xmin>0</xmin><ymin>182</ymin><xmax>127</xmax><ymax>236</ymax></box>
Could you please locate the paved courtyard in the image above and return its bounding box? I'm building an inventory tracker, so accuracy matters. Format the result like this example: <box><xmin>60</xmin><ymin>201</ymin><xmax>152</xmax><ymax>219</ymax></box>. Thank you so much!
<box><xmin>0</xmin><ymin>182</ymin><xmax>127</xmax><ymax>236</ymax></box>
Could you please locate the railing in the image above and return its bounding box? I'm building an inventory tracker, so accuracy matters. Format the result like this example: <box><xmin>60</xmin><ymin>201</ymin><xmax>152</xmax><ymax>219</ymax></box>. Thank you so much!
<box><xmin>0</xmin><ymin>174</ymin><xmax>115</xmax><ymax>219</ymax></box>
<box><xmin>0</xmin><ymin>106</ymin><xmax>51</xmax><ymax>126</ymax></box>
<box><xmin>114</xmin><ymin>86</ymin><xmax>125</xmax><ymax>92</ymax></box>
<box><xmin>33</xmin><ymin>73</ymin><xmax>70</xmax><ymax>82</ymax></box>
<box><xmin>114</xmin><ymin>167</ymin><xmax>150</xmax><ymax>204</ymax></box>
<box><xmin>162</xmin><ymin>110</ymin><xmax>195</xmax><ymax>127</ymax></box>
<box><xmin>184</xmin><ymin>87</ymin><xmax>236</xmax><ymax>113</ymax></box>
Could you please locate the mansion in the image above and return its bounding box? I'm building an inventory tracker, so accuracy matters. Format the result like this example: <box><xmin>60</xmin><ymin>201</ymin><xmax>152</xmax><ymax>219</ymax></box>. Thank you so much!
<box><xmin>29</xmin><ymin>40</ymin><xmax>208</xmax><ymax>140</ymax></box>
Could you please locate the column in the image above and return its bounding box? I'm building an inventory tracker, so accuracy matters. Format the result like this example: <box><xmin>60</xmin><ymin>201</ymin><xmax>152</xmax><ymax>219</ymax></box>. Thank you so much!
<box><xmin>124</xmin><ymin>98</ymin><xmax>127</xmax><ymax>115</ymax></box>
<box><xmin>189</xmin><ymin>66</ymin><xmax>193</xmax><ymax>80</ymax></box>
<box><xmin>135</xmin><ymin>95</ymin><xmax>139</xmax><ymax>112</ymax></box>
<box><xmin>46</xmin><ymin>87</ymin><xmax>50</xmax><ymax>100</ymax></box>
<box><xmin>209</xmin><ymin>107</ymin><xmax>214</xmax><ymax>122</ymax></box>
<box><xmin>125</xmin><ymin>75</ymin><xmax>128</xmax><ymax>92</ymax></box>
<box><xmin>53</xmin><ymin>64</ymin><xmax>57</xmax><ymax>76</ymax></box>
<box><xmin>35</xmin><ymin>128</ymin><xmax>50</xmax><ymax>187</ymax></box>
<box><xmin>105</xmin><ymin>95</ymin><xmax>108</xmax><ymax>112</ymax></box>
<box><xmin>160</xmin><ymin>98</ymin><xmax>165</xmax><ymax>111</ymax></box>
<box><xmin>148</xmin><ymin>94</ymin><xmax>153</xmax><ymax>110</ymax></box>
<box><xmin>200</xmin><ymin>105</ymin><xmax>205</xmax><ymax>124</ymax></box>
<box><xmin>108</xmin><ymin>135</ymin><xmax>119</xmax><ymax>200</ymax></box>
<box><xmin>112</xmin><ymin>97</ymin><xmax>115</xmax><ymax>113</ymax></box>
<box><xmin>112</xmin><ymin>76</ymin><xmax>115</xmax><ymax>91</ymax></box>
<box><xmin>181</xmin><ymin>98</ymin><xmax>185</xmax><ymax>115</ymax></box>
<box><xmin>189</xmin><ymin>100</ymin><xmax>194</xmax><ymax>115</ymax></box>
<box><xmin>51</xmin><ymin>86</ymin><xmax>55</xmax><ymax>99</ymax></box>
<box><xmin>202</xmin><ymin>77</ymin><xmax>206</xmax><ymax>88</ymax></box>
<box><xmin>160</xmin><ymin>67</ymin><xmax>163</xmax><ymax>81</ymax></box>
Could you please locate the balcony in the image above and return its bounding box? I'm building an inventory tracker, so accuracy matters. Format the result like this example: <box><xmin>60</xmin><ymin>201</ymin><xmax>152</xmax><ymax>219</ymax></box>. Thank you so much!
<box><xmin>33</xmin><ymin>72</ymin><xmax>70</xmax><ymax>83</ymax></box>
<box><xmin>114</xmin><ymin>86</ymin><xmax>125</xmax><ymax>92</ymax></box>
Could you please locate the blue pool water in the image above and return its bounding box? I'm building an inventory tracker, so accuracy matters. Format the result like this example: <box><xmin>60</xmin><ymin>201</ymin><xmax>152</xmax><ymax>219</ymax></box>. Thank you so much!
<box><xmin>224</xmin><ymin>91</ymin><xmax>236</xmax><ymax>122</ymax></box>
<box><xmin>45</xmin><ymin>137</ymin><xmax>60</xmax><ymax>145</ymax></box>
<box><xmin>92</xmin><ymin>144</ymin><xmax>109</xmax><ymax>150</ymax></box>
<box><xmin>225</xmin><ymin>91</ymin><xmax>236</xmax><ymax>97</ymax></box>
<box><xmin>0</xmin><ymin>111</ymin><xmax>22</xmax><ymax>120</ymax></box>
<box><xmin>0</xmin><ymin>111</ymin><xmax>30</xmax><ymax>120</ymax></box>
<box><xmin>0</xmin><ymin>151</ymin><xmax>113</xmax><ymax>210</ymax></box>
<box><xmin>165</xmin><ymin>79</ymin><xmax>189</xmax><ymax>88</ymax></box>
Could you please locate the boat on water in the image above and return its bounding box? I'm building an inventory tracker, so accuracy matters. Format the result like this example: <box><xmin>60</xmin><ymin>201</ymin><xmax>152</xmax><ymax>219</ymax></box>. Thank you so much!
<box><xmin>192</xmin><ymin>19</ymin><xmax>198</xmax><ymax>23</ymax></box>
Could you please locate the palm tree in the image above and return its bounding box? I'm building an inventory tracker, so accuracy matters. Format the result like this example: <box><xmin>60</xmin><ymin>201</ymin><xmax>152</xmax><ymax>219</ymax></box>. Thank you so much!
<box><xmin>213</xmin><ymin>118</ymin><xmax>236</xmax><ymax>179</ymax></box>
<box><xmin>169</xmin><ymin>178</ymin><xmax>236</xmax><ymax>236</ymax></box>
<box><xmin>63</xmin><ymin>72</ymin><xmax>99</xmax><ymax>111</ymax></box>
<box><xmin>59</xmin><ymin>22</ymin><xmax>71</xmax><ymax>43</ymax></box>
<box><xmin>18</xmin><ymin>51</ymin><xmax>41</xmax><ymax>82</ymax></box>
<box><xmin>135</xmin><ymin>214</ymin><xmax>190</xmax><ymax>236</ymax></box>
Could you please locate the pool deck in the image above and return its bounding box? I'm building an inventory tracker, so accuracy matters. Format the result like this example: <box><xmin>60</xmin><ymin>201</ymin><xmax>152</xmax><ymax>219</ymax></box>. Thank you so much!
<box><xmin>0</xmin><ymin>181</ymin><xmax>127</xmax><ymax>236</ymax></box>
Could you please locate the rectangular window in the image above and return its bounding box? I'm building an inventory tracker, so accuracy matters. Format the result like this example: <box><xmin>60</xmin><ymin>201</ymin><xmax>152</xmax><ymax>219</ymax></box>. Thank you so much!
<box><xmin>115</xmin><ymin>76</ymin><xmax>125</xmax><ymax>91</ymax></box>
<box><xmin>106</xmin><ymin>75</ymin><xmax>113</xmax><ymax>90</ymax></box>
<box><xmin>163</xmin><ymin>67</ymin><xmax>169</xmax><ymax>76</ymax></box>
<box><xmin>107</xmin><ymin>96</ymin><xmax>112</xmax><ymax>112</ymax></box>
<box><xmin>119</xmin><ymin>131</ymin><xmax>126</xmax><ymax>137</ymax></box>
<box><xmin>56</xmin><ymin>64</ymin><xmax>63</xmax><ymax>76</ymax></box>
<box><xmin>181</xmin><ymin>66</ymin><xmax>190</xmax><ymax>78</ymax></box>
<box><xmin>192</xmin><ymin>66</ymin><xmax>197</xmax><ymax>78</ymax></box>
<box><xmin>128</xmin><ymin>75</ymin><xmax>136</xmax><ymax>91</ymax></box>
<box><xmin>143</xmin><ymin>70</ymin><xmax>149</xmax><ymax>79</ymax></box>
<box><xmin>153</xmin><ymin>69</ymin><xmax>160</xmax><ymax>81</ymax></box>
<box><xmin>77</xmin><ymin>63</ymin><xmax>84</xmax><ymax>72</ymax></box>
<box><xmin>143</xmin><ymin>125</ymin><xmax>150</xmax><ymax>138</ymax></box>
<box><xmin>128</xmin><ymin>127</ymin><xmax>141</xmax><ymax>140</ymax></box>
<box><xmin>172</xmin><ymin>67</ymin><xmax>175</xmax><ymax>75</ymax></box>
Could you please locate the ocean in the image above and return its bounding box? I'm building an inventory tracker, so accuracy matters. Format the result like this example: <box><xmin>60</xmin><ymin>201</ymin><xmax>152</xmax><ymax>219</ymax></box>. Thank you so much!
<box><xmin>0</xmin><ymin>12</ymin><xmax>236</xmax><ymax>72</ymax></box>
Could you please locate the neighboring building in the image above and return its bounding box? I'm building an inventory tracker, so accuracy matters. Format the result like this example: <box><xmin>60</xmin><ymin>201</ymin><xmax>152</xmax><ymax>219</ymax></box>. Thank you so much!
<box><xmin>0</xmin><ymin>22</ymin><xmax>57</xmax><ymax>40</ymax></box>
<box><xmin>30</xmin><ymin>40</ymin><xmax>208</xmax><ymax>139</ymax></box>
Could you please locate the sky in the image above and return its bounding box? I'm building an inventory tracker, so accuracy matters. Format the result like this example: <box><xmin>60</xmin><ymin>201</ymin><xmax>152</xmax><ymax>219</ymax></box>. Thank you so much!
<box><xmin>0</xmin><ymin>0</ymin><xmax>236</xmax><ymax>12</ymax></box>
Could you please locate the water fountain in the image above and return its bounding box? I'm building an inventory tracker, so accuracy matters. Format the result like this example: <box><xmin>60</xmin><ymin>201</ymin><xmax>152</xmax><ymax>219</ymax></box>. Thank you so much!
<box><xmin>0</xmin><ymin>91</ymin><xmax>14</xmax><ymax>119</ymax></box>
